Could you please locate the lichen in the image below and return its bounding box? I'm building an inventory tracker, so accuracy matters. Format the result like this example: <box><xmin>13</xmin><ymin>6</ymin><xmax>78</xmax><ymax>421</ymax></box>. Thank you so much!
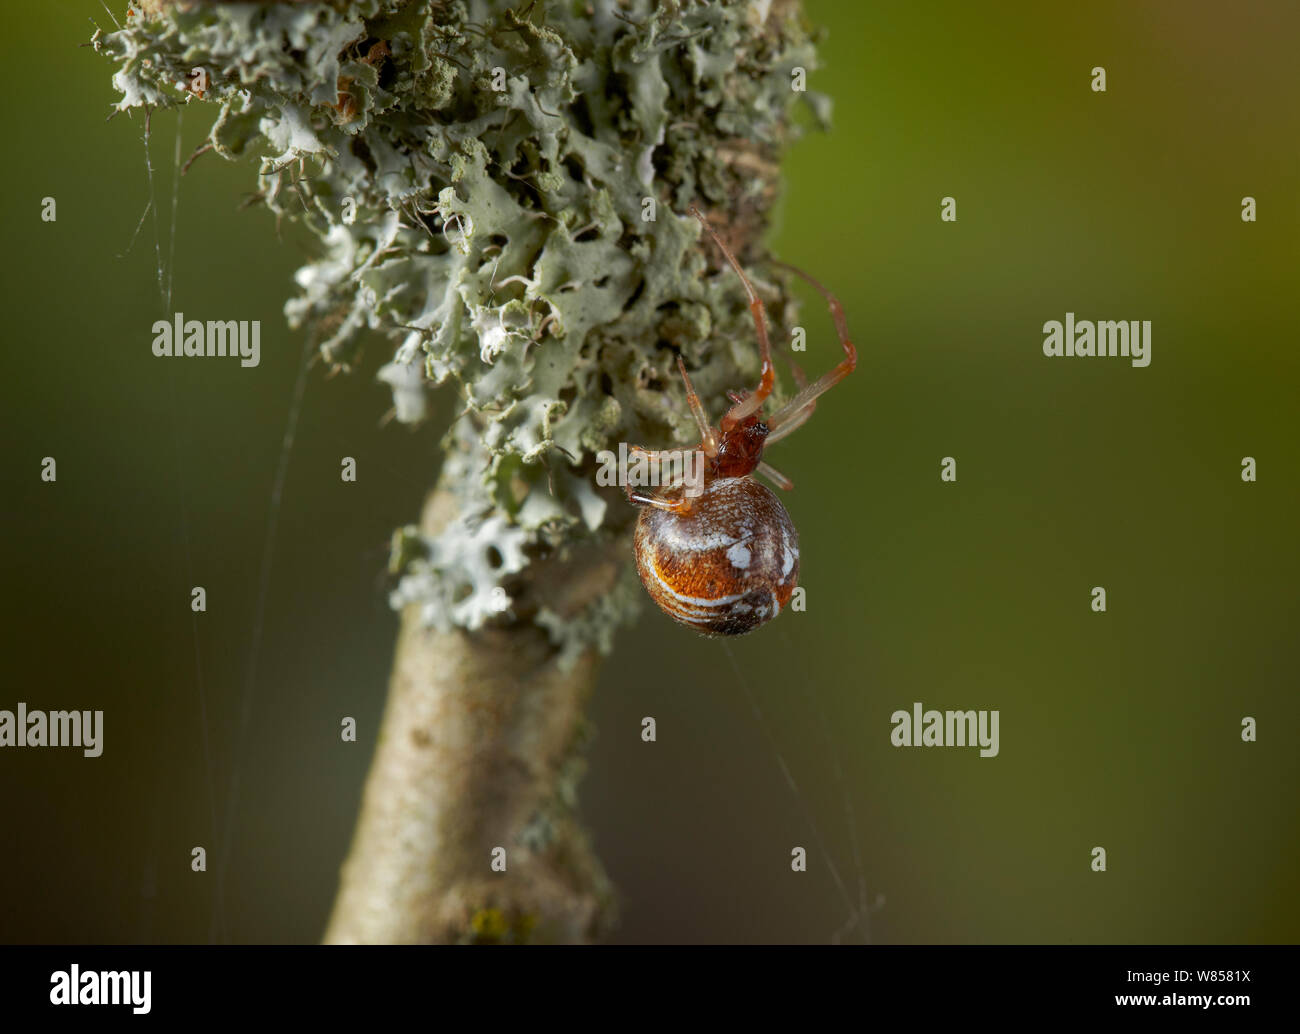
<box><xmin>536</xmin><ymin>563</ymin><xmax>643</xmax><ymax>670</ymax></box>
<box><xmin>96</xmin><ymin>0</ymin><xmax>823</xmax><ymax>642</ymax></box>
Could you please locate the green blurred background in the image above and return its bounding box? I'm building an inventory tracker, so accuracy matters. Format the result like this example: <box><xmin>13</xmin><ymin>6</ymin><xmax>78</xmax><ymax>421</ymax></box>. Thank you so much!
<box><xmin>3</xmin><ymin>1</ymin><xmax>1296</xmax><ymax>943</ymax></box>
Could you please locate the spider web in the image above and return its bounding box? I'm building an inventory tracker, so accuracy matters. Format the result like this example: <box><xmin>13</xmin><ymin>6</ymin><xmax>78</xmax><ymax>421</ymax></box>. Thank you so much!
<box><xmin>722</xmin><ymin>633</ymin><xmax>880</xmax><ymax>944</ymax></box>
<box><xmin>137</xmin><ymin>103</ymin><xmax>312</xmax><ymax>944</ymax></box>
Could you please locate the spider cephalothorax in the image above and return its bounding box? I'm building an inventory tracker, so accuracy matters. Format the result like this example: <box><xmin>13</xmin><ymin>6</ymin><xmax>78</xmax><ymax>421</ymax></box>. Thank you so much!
<box><xmin>627</xmin><ymin>206</ymin><xmax>857</xmax><ymax>636</ymax></box>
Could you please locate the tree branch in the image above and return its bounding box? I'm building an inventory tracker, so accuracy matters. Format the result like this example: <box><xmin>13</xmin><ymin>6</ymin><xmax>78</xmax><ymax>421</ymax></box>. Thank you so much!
<box><xmin>327</xmin><ymin>477</ymin><xmax>623</xmax><ymax>943</ymax></box>
<box><xmin>97</xmin><ymin>0</ymin><xmax>821</xmax><ymax>943</ymax></box>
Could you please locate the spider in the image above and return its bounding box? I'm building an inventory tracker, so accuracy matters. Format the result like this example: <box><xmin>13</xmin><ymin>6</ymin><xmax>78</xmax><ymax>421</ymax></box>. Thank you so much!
<box><xmin>628</xmin><ymin>205</ymin><xmax>857</xmax><ymax>636</ymax></box>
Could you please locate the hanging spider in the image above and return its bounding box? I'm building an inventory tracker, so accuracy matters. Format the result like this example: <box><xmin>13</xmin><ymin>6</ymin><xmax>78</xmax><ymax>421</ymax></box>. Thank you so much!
<box><xmin>628</xmin><ymin>205</ymin><xmax>857</xmax><ymax>636</ymax></box>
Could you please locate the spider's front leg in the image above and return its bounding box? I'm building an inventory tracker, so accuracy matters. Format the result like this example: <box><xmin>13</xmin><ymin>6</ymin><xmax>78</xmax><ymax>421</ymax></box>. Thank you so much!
<box><xmin>688</xmin><ymin>205</ymin><xmax>777</xmax><ymax>431</ymax></box>
<box><xmin>622</xmin><ymin>445</ymin><xmax>696</xmax><ymax>513</ymax></box>
<box><xmin>756</xmin><ymin>460</ymin><xmax>793</xmax><ymax>491</ymax></box>
<box><xmin>626</xmin><ymin>489</ymin><xmax>694</xmax><ymax>514</ymax></box>
<box><xmin>765</xmin><ymin>261</ymin><xmax>857</xmax><ymax>443</ymax></box>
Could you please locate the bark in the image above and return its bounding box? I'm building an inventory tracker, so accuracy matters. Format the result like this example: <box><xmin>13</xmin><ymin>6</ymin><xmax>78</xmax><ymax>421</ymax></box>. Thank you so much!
<box><xmin>326</xmin><ymin>478</ymin><xmax>626</xmax><ymax>943</ymax></box>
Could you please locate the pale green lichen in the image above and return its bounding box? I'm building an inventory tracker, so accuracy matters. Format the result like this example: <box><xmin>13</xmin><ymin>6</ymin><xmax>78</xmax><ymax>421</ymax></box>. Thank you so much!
<box><xmin>535</xmin><ymin>564</ymin><xmax>643</xmax><ymax>669</ymax></box>
<box><xmin>96</xmin><ymin>0</ymin><xmax>824</xmax><ymax>645</ymax></box>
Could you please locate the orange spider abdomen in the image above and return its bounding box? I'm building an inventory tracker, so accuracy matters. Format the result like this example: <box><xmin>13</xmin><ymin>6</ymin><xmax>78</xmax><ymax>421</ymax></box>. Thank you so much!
<box><xmin>634</xmin><ymin>477</ymin><xmax>800</xmax><ymax>637</ymax></box>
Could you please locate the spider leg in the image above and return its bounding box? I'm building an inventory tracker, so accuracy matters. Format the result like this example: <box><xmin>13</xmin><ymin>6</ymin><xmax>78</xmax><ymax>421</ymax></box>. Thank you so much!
<box><xmin>764</xmin><ymin>401</ymin><xmax>816</xmax><ymax>445</ymax></box>
<box><xmin>757</xmin><ymin>459</ymin><xmax>794</xmax><ymax>491</ymax></box>
<box><xmin>626</xmin><ymin>444</ymin><xmax>689</xmax><ymax>484</ymax></box>
<box><xmin>628</xmin><ymin>444</ymin><xmax>680</xmax><ymax>460</ymax></box>
<box><xmin>762</xmin><ymin>327</ymin><xmax>813</xmax><ymax>443</ymax></box>
<box><xmin>626</xmin><ymin>488</ymin><xmax>694</xmax><ymax>513</ymax></box>
<box><xmin>773</xmin><ymin>326</ymin><xmax>810</xmax><ymax>390</ymax></box>
<box><xmin>676</xmin><ymin>356</ymin><xmax>719</xmax><ymax>457</ymax></box>
<box><xmin>688</xmin><ymin>205</ymin><xmax>775</xmax><ymax>431</ymax></box>
<box><xmin>623</xmin><ymin>444</ymin><xmax>706</xmax><ymax>501</ymax></box>
<box><xmin>765</xmin><ymin>260</ymin><xmax>857</xmax><ymax>435</ymax></box>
